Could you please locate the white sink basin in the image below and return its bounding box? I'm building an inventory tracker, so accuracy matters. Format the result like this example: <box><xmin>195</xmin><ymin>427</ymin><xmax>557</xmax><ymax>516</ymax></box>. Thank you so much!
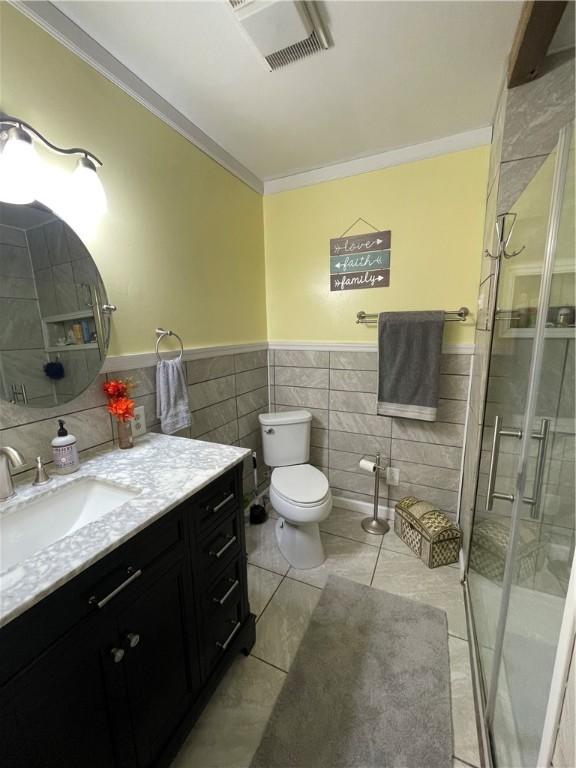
<box><xmin>0</xmin><ymin>477</ymin><xmax>140</xmax><ymax>574</ymax></box>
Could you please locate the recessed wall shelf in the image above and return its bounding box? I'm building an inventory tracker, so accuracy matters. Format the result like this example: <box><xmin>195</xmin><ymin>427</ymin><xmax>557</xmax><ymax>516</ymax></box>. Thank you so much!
<box><xmin>45</xmin><ymin>343</ymin><xmax>99</xmax><ymax>352</ymax></box>
<box><xmin>42</xmin><ymin>310</ymin><xmax>94</xmax><ymax>323</ymax></box>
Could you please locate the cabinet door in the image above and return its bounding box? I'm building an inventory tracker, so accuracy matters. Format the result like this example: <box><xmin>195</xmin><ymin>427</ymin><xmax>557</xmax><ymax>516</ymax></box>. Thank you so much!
<box><xmin>116</xmin><ymin>557</ymin><xmax>198</xmax><ymax>768</ymax></box>
<box><xmin>0</xmin><ymin>618</ymin><xmax>119</xmax><ymax>768</ymax></box>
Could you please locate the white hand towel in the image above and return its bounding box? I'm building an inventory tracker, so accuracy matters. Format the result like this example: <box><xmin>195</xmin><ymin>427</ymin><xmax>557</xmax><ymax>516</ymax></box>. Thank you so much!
<box><xmin>156</xmin><ymin>358</ymin><xmax>191</xmax><ymax>434</ymax></box>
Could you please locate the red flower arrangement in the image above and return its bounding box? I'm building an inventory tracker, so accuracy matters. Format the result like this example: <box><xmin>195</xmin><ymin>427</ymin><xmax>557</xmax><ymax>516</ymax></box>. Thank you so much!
<box><xmin>103</xmin><ymin>378</ymin><xmax>135</xmax><ymax>422</ymax></box>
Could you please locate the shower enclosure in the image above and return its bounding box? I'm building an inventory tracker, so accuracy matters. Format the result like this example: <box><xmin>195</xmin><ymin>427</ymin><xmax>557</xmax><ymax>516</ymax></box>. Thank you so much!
<box><xmin>465</xmin><ymin>123</ymin><xmax>574</xmax><ymax>766</ymax></box>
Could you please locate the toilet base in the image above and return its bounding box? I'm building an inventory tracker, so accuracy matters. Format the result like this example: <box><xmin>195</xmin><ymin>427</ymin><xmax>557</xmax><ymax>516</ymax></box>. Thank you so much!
<box><xmin>275</xmin><ymin>518</ymin><xmax>325</xmax><ymax>570</ymax></box>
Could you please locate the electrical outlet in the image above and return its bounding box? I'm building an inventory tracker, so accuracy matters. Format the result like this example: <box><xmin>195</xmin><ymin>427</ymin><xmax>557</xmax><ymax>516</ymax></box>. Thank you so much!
<box><xmin>132</xmin><ymin>405</ymin><xmax>146</xmax><ymax>438</ymax></box>
<box><xmin>386</xmin><ymin>467</ymin><xmax>400</xmax><ymax>486</ymax></box>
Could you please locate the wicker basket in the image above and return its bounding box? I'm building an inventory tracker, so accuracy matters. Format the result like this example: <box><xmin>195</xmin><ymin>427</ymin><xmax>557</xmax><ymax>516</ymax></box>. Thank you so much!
<box><xmin>394</xmin><ymin>496</ymin><xmax>461</xmax><ymax>568</ymax></box>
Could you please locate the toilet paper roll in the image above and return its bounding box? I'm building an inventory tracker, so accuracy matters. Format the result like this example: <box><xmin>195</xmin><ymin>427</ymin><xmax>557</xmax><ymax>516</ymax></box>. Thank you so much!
<box><xmin>358</xmin><ymin>458</ymin><xmax>377</xmax><ymax>473</ymax></box>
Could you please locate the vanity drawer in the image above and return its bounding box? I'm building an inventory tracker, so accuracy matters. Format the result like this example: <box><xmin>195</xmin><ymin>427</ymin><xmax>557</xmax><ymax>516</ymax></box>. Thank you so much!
<box><xmin>80</xmin><ymin>514</ymin><xmax>183</xmax><ymax>610</ymax></box>
<box><xmin>202</xmin><ymin>594</ymin><xmax>244</xmax><ymax>675</ymax></box>
<box><xmin>195</xmin><ymin>470</ymin><xmax>240</xmax><ymax>535</ymax></box>
<box><xmin>204</xmin><ymin>557</ymin><xmax>244</xmax><ymax>618</ymax></box>
<box><xmin>199</xmin><ymin>511</ymin><xmax>242</xmax><ymax>581</ymax></box>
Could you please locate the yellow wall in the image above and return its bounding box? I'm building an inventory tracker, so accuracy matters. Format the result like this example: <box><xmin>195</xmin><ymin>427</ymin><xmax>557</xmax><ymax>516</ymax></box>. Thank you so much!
<box><xmin>1</xmin><ymin>6</ymin><xmax>490</xmax><ymax>354</ymax></box>
<box><xmin>0</xmin><ymin>5</ymin><xmax>267</xmax><ymax>356</ymax></box>
<box><xmin>264</xmin><ymin>147</ymin><xmax>489</xmax><ymax>344</ymax></box>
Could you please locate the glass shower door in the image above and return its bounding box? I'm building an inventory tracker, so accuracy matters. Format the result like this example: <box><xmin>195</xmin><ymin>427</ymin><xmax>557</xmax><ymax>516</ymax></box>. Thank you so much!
<box><xmin>490</xmin><ymin>127</ymin><xmax>574</xmax><ymax>767</ymax></box>
<box><xmin>467</xmin><ymin>123</ymin><xmax>575</xmax><ymax>767</ymax></box>
<box><xmin>467</xmin><ymin>145</ymin><xmax>559</xmax><ymax>696</ymax></box>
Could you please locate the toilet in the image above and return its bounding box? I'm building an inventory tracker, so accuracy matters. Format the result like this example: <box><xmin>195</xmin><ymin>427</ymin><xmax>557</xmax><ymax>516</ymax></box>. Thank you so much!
<box><xmin>259</xmin><ymin>410</ymin><xmax>332</xmax><ymax>569</ymax></box>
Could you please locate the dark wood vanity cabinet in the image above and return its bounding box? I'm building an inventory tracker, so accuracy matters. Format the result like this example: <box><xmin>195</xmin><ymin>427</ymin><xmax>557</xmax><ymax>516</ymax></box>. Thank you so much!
<box><xmin>0</xmin><ymin>465</ymin><xmax>256</xmax><ymax>768</ymax></box>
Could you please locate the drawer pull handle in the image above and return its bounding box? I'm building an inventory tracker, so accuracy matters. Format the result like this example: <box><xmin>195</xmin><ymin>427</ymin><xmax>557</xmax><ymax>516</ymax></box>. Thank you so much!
<box><xmin>213</xmin><ymin>579</ymin><xmax>239</xmax><ymax>606</ymax></box>
<box><xmin>216</xmin><ymin>621</ymin><xmax>241</xmax><ymax>651</ymax></box>
<box><xmin>210</xmin><ymin>493</ymin><xmax>235</xmax><ymax>515</ymax></box>
<box><xmin>209</xmin><ymin>535</ymin><xmax>237</xmax><ymax>560</ymax></box>
<box><xmin>110</xmin><ymin>647</ymin><xmax>125</xmax><ymax>664</ymax></box>
<box><xmin>125</xmin><ymin>632</ymin><xmax>140</xmax><ymax>649</ymax></box>
<box><xmin>88</xmin><ymin>567</ymin><xmax>143</xmax><ymax>609</ymax></box>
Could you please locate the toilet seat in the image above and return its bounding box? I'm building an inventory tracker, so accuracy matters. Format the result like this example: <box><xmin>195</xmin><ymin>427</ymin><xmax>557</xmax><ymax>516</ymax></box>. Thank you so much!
<box><xmin>271</xmin><ymin>464</ymin><xmax>329</xmax><ymax>506</ymax></box>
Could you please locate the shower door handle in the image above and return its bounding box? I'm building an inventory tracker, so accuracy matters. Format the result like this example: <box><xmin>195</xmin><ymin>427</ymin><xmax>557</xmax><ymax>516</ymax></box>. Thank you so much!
<box><xmin>486</xmin><ymin>416</ymin><xmax>550</xmax><ymax>515</ymax></box>
<box><xmin>523</xmin><ymin>419</ymin><xmax>550</xmax><ymax>518</ymax></box>
<box><xmin>485</xmin><ymin>415</ymin><xmax>522</xmax><ymax>511</ymax></box>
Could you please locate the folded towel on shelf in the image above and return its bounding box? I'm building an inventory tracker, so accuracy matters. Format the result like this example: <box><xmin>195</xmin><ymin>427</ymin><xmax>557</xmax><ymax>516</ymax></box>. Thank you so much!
<box><xmin>377</xmin><ymin>311</ymin><xmax>444</xmax><ymax>421</ymax></box>
<box><xmin>156</xmin><ymin>358</ymin><xmax>191</xmax><ymax>434</ymax></box>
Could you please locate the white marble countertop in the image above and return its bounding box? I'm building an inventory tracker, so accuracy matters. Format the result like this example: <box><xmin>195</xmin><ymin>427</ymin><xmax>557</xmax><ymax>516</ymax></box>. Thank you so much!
<box><xmin>0</xmin><ymin>433</ymin><xmax>250</xmax><ymax>628</ymax></box>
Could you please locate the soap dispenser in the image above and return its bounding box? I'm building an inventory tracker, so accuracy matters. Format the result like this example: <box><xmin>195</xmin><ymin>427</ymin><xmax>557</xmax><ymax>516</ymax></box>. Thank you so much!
<box><xmin>51</xmin><ymin>419</ymin><xmax>80</xmax><ymax>474</ymax></box>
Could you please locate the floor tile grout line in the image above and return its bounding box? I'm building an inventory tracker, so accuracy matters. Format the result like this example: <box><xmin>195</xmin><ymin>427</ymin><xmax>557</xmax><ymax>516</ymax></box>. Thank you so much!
<box><xmin>284</xmin><ymin>574</ymin><xmax>323</xmax><ymax>591</ymax></box>
<box><xmin>453</xmin><ymin>754</ymin><xmax>481</xmax><ymax>768</ymax></box>
<box><xmin>247</xmin><ymin>560</ymin><xmax>289</xmax><ymax>579</ymax></box>
<box><xmin>319</xmin><ymin>528</ymin><xmax>381</xmax><ymax>549</ymax></box>
<box><xmin>254</xmin><ymin>572</ymin><xmax>288</xmax><ymax>625</ymax></box>
<box><xmin>369</xmin><ymin>545</ymin><xmax>381</xmax><ymax>587</ymax></box>
<box><xmin>249</xmin><ymin>652</ymin><xmax>289</xmax><ymax>676</ymax></box>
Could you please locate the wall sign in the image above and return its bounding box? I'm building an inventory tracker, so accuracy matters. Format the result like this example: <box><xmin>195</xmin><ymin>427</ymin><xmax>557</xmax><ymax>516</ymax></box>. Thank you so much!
<box><xmin>330</xmin><ymin>228</ymin><xmax>391</xmax><ymax>292</ymax></box>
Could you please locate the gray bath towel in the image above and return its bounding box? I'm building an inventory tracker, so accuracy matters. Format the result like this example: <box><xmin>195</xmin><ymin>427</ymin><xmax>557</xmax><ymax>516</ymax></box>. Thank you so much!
<box><xmin>377</xmin><ymin>311</ymin><xmax>444</xmax><ymax>421</ymax></box>
<box><xmin>156</xmin><ymin>358</ymin><xmax>191</xmax><ymax>434</ymax></box>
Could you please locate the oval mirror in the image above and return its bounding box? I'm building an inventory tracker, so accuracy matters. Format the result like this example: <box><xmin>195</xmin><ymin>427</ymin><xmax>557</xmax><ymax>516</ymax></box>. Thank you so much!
<box><xmin>0</xmin><ymin>201</ymin><xmax>111</xmax><ymax>407</ymax></box>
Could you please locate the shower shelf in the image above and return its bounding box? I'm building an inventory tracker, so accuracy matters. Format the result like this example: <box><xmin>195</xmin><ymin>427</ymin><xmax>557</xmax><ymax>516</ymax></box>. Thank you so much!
<box><xmin>45</xmin><ymin>343</ymin><xmax>99</xmax><ymax>353</ymax></box>
<box><xmin>502</xmin><ymin>328</ymin><xmax>575</xmax><ymax>339</ymax></box>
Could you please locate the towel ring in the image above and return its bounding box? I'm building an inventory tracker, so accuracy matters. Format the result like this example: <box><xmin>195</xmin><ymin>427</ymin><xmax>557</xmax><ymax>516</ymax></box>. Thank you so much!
<box><xmin>155</xmin><ymin>328</ymin><xmax>184</xmax><ymax>363</ymax></box>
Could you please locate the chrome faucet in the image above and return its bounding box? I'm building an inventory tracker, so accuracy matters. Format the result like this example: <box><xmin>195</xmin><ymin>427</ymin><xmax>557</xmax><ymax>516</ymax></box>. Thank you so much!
<box><xmin>0</xmin><ymin>446</ymin><xmax>25</xmax><ymax>501</ymax></box>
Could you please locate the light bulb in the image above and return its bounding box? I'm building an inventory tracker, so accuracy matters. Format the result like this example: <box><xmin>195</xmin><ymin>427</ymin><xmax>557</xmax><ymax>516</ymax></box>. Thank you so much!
<box><xmin>70</xmin><ymin>156</ymin><xmax>107</xmax><ymax>217</ymax></box>
<box><xmin>0</xmin><ymin>126</ymin><xmax>41</xmax><ymax>204</ymax></box>
<box><xmin>54</xmin><ymin>156</ymin><xmax>107</xmax><ymax>242</ymax></box>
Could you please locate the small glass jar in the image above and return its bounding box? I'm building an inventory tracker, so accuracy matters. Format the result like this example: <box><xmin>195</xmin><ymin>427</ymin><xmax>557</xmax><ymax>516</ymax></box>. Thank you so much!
<box><xmin>117</xmin><ymin>420</ymin><xmax>134</xmax><ymax>449</ymax></box>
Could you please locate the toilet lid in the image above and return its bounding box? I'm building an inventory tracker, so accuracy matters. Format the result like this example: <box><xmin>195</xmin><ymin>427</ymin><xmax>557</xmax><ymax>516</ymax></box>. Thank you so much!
<box><xmin>272</xmin><ymin>465</ymin><xmax>329</xmax><ymax>505</ymax></box>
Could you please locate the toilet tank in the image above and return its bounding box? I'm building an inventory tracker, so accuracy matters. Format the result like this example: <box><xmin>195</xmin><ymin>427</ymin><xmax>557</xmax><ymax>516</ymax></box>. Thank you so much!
<box><xmin>259</xmin><ymin>410</ymin><xmax>312</xmax><ymax>467</ymax></box>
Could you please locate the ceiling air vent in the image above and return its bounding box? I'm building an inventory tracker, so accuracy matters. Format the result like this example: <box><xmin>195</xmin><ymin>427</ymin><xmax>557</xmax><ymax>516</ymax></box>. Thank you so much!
<box><xmin>228</xmin><ymin>0</ymin><xmax>330</xmax><ymax>71</ymax></box>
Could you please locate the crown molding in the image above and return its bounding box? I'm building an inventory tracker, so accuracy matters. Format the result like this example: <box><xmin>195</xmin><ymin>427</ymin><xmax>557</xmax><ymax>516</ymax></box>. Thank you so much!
<box><xmin>263</xmin><ymin>126</ymin><xmax>493</xmax><ymax>194</ymax></box>
<box><xmin>12</xmin><ymin>2</ymin><xmax>492</xmax><ymax>198</ymax></box>
<box><xmin>12</xmin><ymin>1</ymin><xmax>263</xmax><ymax>194</ymax></box>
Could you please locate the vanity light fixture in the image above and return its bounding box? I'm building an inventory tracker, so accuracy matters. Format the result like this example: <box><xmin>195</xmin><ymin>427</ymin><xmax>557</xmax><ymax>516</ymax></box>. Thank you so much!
<box><xmin>0</xmin><ymin>124</ymin><xmax>41</xmax><ymax>204</ymax></box>
<box><xmin>0</xmin><ymin>115</ymin><xmax>106</xmax><ymax>235</ymax></box>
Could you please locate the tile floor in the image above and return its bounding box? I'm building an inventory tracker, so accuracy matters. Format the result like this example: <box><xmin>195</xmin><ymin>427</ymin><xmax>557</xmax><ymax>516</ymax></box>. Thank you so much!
<box><xmin>172</xmin><ymin>507</ymin><xmax>480</xmax><ymax>768</ymax></box>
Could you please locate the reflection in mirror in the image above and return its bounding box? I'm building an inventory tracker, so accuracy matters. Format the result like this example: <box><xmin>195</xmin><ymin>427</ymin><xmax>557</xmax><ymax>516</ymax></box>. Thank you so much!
<box><xmin>0</xmin><ymin>201</ymin><xmax>110</xmax><ymax>407</ymax></box>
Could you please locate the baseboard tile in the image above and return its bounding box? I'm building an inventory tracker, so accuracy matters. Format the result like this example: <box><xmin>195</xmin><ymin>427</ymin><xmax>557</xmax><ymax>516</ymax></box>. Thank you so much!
<box><xmin>332</xmin><ymin>494</ymin><xmax>395</xmax><ymax>520</ymax></box>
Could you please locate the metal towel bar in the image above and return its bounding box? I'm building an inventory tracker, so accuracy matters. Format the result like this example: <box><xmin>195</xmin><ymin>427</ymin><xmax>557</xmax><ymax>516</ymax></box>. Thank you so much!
<box><xmin>356</xmin><ymin>307</ymin><xmax>470</xmax><ymax>324</ymax></box>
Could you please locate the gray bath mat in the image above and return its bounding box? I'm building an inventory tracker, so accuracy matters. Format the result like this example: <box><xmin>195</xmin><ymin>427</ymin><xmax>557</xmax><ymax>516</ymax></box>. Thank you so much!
<box><xmin>251</xmin><ymin>576</ymin><xmax>452</xmax><ymax>768</ymax></box>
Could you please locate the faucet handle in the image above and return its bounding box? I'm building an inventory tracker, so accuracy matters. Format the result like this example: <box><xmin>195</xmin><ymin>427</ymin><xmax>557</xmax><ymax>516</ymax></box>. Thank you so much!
<box><xmin>33</xmin><ymin>457</ymin><xmax>52</xmax><ymax>486</ymax></box>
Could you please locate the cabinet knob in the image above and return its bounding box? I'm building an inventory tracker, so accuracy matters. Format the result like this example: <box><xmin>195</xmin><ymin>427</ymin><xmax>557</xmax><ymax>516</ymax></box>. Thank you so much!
<box><xmin>125</xmin><ymin>632</ymin><xmax>140</xmax><ymax>648</ymax></box>
<box><xmin>110</xmin><ymin>647</ymin><xmax>125</xmax><ymax>663</ymax></box>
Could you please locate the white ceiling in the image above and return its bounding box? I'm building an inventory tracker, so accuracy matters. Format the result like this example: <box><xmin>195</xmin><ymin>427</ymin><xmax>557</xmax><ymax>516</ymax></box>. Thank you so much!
<box><xmin>52</xmin><ymin>0</ymin><xmax>521</xmax><ymax>183</ymax></box>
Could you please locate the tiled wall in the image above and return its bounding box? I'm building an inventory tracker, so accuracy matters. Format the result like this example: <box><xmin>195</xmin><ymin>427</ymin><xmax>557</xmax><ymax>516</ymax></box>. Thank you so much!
<box><xmin>0</xmin><ymin>218</ymin><xmax>102</xmax><ymax>406</ymax></box>
<box><xmin>0</xmin><ymin>349</ymin><xmax>269</xmax><ymax>498</ymax></box>
<box><xmin>0</xmin><ymin>223</ymin><xmax>45</xmax><ymax>403</ymax></box>
<box><xmin>270</xmin><ymin>347</ymin><xmax>471</xmax><ymax>520</ymax></box>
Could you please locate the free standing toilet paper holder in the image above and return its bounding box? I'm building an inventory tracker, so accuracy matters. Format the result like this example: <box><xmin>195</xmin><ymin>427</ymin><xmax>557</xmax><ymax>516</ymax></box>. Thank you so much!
<box><xmin>360</xmin><ymin>452</ymin><xmax>390</xmax><ymax>536</ymax></box>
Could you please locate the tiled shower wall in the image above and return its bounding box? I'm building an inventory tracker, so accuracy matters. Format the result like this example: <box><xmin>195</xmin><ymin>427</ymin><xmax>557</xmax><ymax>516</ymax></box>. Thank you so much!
<box><xmin>460</xmin><ymin>52</ymin><xmax>575</xmax><ymax>558</ymax></box>
<box><xmin>270</xmin><ymin>348</ymin><xmax>471</xmax><ymax>520</ymax></box>
<box><xmin>0</xmin><ymin>349</ymin><xmax>269</xmax><ymax>497</ymax></box>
